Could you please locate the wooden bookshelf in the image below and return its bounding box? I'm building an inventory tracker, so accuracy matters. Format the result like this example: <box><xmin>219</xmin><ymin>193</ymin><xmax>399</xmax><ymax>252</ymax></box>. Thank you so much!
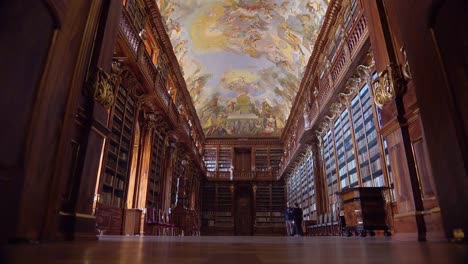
<box><xmin>351</xmin><ymin>84</ymin><xmax>383</xmax><ymax>187</ymax></box>
<box><xmin>218</xmin><ymin>148</ymin><xmax>232</xmax><ymax>176</ymax></box>
<box><xmin>215</xmin><ymin>185</ymin><xmax>233</xmax><ymax>227</ymax></box>
<box><xmin>146</xmin><ymin>131</ymin><xmax>165</xmax><ymax>209</ymax></box>
<box><xmin>124</xmin><ymin>0</ymin><xmax>146</xmax><ymax>32</ymax></box>
<box><xmin>255</xmin><ymin>184</ymin><xmax>270</xmax><ymax>213</ymax></box>
<box><xmin>305</xmin><ymin>151</ymin><xmax>316</xmax><ymax>220</ymax></box>
<box><xmin>255</xmin><ymin>148</ymin><xmax>269</xmax><ymax>172</ymax></box>
<box><xmin>101</xmin><ymin>85</ymin><xmax>136</xmax><ymax>208</ymax></box>
<box><xmin>255</xmin><ymin>182</ymin><xmax>285</xmax><ymax>229</ymax></box>
<box><xmin>201</xmin><ymin>182</ymin><xmax>216</xmax><ymax>228</ymax></box>
<box><xmin>286</xmin><ymin>148</ymin><xmax>315</xmax><ymax>220</ymax></box>
<box><xmin>310</xmin><ymin>80</ymin><xmax>395</xmax><ymax>214</ymax></box>
<box><xmin>270</xmin><ymin>148</ymin><xmax>282</xmax><ymax>174</ymax></box>
<box><xmin>271</xmin><ymin>182</ymin><xmax>285</xmax><ymax>227</ymax></box>
<box><xmin>204</xmin><ymin>147</ymin><xmax>217</xmax><ymax>173</ymax></box>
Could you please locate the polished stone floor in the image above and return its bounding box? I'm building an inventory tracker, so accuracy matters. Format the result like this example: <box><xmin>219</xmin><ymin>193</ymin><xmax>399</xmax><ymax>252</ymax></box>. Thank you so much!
<box><xmin>1</xmin><ymin>236</ymin><xmax>467</xmax><ymax>264</ymax></box>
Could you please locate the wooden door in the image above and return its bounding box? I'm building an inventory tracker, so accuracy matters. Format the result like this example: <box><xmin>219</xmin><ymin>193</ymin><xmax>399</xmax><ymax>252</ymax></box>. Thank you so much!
<box><xmin>235</xmin><ymin>186</ymin><xmax>253</xmax><ymax>236</ymax></box>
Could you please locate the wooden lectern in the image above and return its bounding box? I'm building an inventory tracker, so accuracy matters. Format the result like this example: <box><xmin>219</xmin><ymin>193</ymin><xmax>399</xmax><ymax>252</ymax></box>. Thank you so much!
<box><xmin>338</xmin><ymin>187</ymin><xmax>391</xmax><ymax>237</ymax></box>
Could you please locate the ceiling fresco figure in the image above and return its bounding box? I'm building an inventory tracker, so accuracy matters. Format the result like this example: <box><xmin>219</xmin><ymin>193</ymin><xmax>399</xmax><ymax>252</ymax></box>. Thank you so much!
<box><xmin>157</xmin><ymin>0</ymin><xmax>328</xmax><ymax>137</ymax></box>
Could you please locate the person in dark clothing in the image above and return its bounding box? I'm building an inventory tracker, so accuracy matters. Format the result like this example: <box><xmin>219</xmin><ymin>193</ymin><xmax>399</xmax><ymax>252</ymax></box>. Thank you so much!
<box><xmin>284</xmin><ymin>203</ymin><xmax>294</xmax><ymax>236</ymax></box>
<box><xmin>291</xmin><ymin>202</ymin><xmax>304</xmax><ymax>236</ymax></box>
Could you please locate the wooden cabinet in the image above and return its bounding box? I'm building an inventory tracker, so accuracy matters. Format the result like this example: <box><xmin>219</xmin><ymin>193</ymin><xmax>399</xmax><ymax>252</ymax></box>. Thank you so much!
<box><xmin>339</xmin><ymin>187</ymin><xmax>391</xmax><ymax>236</ymax></box>
<box><xmin>123</xmin><ymin>209</ymin><xmax>142</xmax><ymax>235</ymax></box>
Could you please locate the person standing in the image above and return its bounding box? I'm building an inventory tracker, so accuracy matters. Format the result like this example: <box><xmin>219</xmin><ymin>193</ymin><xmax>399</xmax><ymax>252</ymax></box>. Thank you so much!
<box><xmin>284</xmin><ymin>203</ymin><xmax>294</xmax><ymax>236</ymax></box>
<box><xmin>291</xmin><ymin>202</ymin><xmax>304</xmax><ymax>236</ymax></box>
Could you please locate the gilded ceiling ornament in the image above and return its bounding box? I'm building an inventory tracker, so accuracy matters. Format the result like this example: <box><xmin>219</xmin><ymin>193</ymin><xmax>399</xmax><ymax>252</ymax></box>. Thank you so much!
<box><xmin>372</xmin><ymin>63</ymin><xmax>402</xmax><ymax>109</ymax></box>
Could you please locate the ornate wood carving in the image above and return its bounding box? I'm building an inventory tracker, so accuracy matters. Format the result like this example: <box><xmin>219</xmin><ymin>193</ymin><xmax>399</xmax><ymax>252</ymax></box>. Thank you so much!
<box><xmin>85</xmin><ymin>63</ymin><xmax>123</xmax><ymax>109</ymax></box>
<box><xmin>372</xmin><ymin>63</ymin><xmax>403</xmax><ymax>108</ymax></box>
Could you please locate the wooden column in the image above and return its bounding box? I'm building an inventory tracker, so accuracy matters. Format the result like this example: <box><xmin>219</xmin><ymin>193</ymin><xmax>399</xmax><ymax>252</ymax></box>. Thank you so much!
<box><xmin>311</xmin><ymin>140</ymin><xmax>327</xmax><ymax>217</ymax></box>
<box><xmin>133</xmin><ymin>113</ymin><xmax>159</xmax><ymax>209</ymax></box>
<box><xmin>361</xmin><ymin>0</ymin><xmax>445</xmax><ymax>241</ymax></box>
<box><xmin>379</xmin><ymin>0</ymin><xmax>468</xmax><ymax>241</ymax></box>
<box><xmin>0</xmin><ymin>0</ymin><xmax>124</xmax><ymax>242</ymax></box>
<box><xmin>60</xmin><ymin>0</ymin><xmax>124</xmax><ymax>240</ymax></box>
<box><xmin>0</xmin><ymin>0</ymin><xmax>76</xmax><ymax>242</ymax></box>
<box><xmin>162</xmin><ymin>142</ymin><xmax>176</xmax><ymax>212</ymax></box>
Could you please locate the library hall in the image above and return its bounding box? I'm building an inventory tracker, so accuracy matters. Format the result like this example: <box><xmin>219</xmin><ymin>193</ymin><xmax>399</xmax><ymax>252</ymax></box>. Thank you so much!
<box><xmin>0</xmin><ymin>0</ymin><xmax>467</xmax><ymax>263</ymax></box>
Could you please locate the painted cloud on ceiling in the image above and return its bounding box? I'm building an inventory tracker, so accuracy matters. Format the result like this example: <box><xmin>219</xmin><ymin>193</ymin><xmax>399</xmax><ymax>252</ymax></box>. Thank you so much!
<box><xmin>158</xmin><ymin>0</ymin><xmax>328</xmax><ymax>137</ymax></box>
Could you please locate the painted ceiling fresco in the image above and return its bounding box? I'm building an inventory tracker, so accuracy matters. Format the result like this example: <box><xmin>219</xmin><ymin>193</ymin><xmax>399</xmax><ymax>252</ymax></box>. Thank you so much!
<box><xmin>157</xmin><ymin>0</ymin><xmax>328</xmax><ymax>137</ymax></box>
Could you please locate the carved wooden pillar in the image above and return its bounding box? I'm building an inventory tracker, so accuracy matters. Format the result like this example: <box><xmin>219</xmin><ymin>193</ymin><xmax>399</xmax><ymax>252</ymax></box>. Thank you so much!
<box><xmin>177</xmin><ymin>159</ymin><xmax>190</xmax><ymax>209</ymax></box>
<box><xmin>361</xmin><ymin>0</ymin><xmax>443</xmax><ymax>241</ymax></box>
<box><xmin>132</xmin><ymin>113</ymin><xmax>160</xmax><ymax>209</ymax></box>
<box><xmin>190</xmin><ymin>172</ymin><xmax>200</xmax><ymax>210</ymax></box>
<box><xmin>311</xmin><ymin>139</ymin><xmax>327</xmax><ymax>217</ymax></box>
<box><xmin>0</xmin><ymin>0</ymin><xmax>98</xmax><ymax>242</ymax></box>
<box><xmin>378</xmin><ymin>0</ymin><xmax>468</xmax><ymax>241</ymax></box>
<box><xmin>37</xmin><ymin>0</ymin><xmax>124</xmax><ymax>241</ymax></box>
<box><xmin>252</xmin><ymin>183</ymin><xmax>257</xmax><ymax>226</ymax></box>
<box><xmin>162</xmin><ymin>141</ymin><xmax>176</xmax><ymax>212</ymax></box>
